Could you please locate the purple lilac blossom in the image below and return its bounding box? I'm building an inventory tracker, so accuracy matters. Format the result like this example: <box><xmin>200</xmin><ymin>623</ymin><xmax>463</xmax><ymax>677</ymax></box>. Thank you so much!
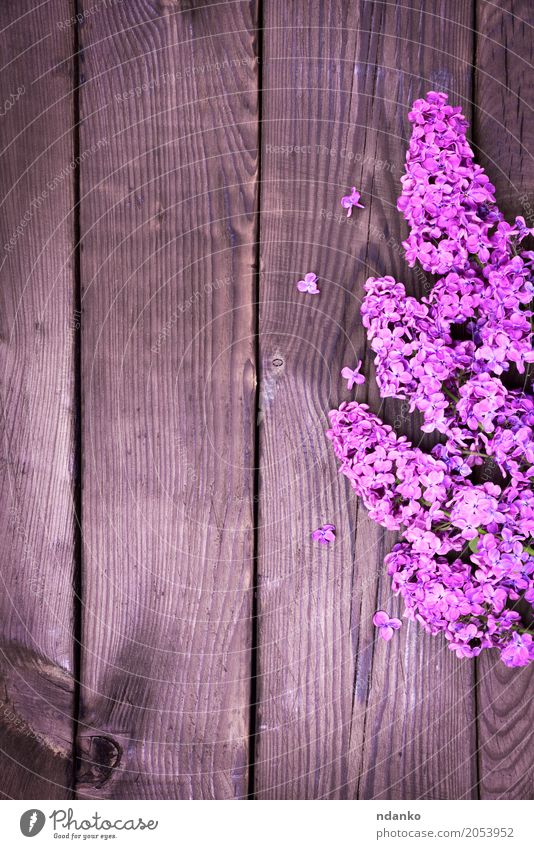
<box><xmin>327</xmin><ymin>93</ymin><xmax>534</xmax><ymax>666</ymax></box>
<box><xmin>341</xmin><ymin>361</ymin><xmax>365</xmax><ymax>388</ymax></box>
<box><xmin>373</xmin><ymin>610</ymin><xmax>402</xmax><ymax>641</ymax></box>
<box><xmin>312</xmin><ymin>524</ymin><xmax>336</xmax><ymax>544</ymax></box>
<box><xmin>341</xmin><ymin>187</ymin><xmax>364</xmax><ymax>217</ymax></box>
<box><xmin>327</xmin><ymin>404</ymin><xmax>534</xmax><ymax>665</ymax></box>
<box><xmin>297</xmin><ymin>272</ymin><xmax>320</xmax><ymax>294</ymax></box>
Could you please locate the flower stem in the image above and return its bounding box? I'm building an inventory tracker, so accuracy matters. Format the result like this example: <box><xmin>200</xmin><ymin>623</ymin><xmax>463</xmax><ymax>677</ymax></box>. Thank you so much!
<box><xmin>443</xmin><ymin>386</ymin><xmax>460</xmax><ymax>403</ymax></box>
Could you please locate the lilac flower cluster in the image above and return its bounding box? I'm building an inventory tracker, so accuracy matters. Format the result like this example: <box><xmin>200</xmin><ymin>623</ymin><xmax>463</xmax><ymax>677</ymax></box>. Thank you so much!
<box><xmin>327</xmin><ymin>404</ymin><xmax>534</xmax><ymax>665</ymax></box>
<box><xmin>328</xmin><ymin>93</ymin><xmax>534</xmax><ymax>666</ymax></box>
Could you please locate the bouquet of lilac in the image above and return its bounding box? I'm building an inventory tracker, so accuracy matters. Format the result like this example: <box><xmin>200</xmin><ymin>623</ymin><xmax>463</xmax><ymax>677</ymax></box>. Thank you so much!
<box><xmin>327</xmin><ymin>92</ymin><xmax>534</xmax><ymax>667</ymax></box>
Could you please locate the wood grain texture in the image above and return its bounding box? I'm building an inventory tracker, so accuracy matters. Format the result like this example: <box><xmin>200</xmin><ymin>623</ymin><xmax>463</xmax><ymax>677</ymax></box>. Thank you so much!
<box><xmin>1</xmin><ymin>0</ymin><xmax>532</xmax><ymax>803</ymax></box>
<box><xmin>255</xmin><ymin>0</ymin><xmax>477</xmax><ymax>799</ymax></box>
<box><xmin>76</xmin><ymin>0</ymin><xmax>258</xmax><ymax>798</ymax></box>
<box><xmin>0</xmin><ymin>0</ymin><xmax>76</xmax><ymax>798</ymax></box>
<box><xmin>474</xmin><ymin>0</ymin><xmax>534</xmax><ymax>800</ymax></box>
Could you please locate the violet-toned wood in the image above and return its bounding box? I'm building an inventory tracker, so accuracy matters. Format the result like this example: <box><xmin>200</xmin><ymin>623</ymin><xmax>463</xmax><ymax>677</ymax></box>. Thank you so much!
<box><xmin>474</xmin><ymin>0</ymin><xmax>534</xmax><ymax>800</ymax></box>
<box><xmin>0</xmin><ymin>0</ymin><xmax>76</xmax><ymax>798</ymax></box>
<box><xmin>75</xmin><ymin>0</ymin><xmax>259</xmax><ymax>798</ymax></box>
<box><xmin>1</xmin><ymin>0</ymin><xmax>533</xmax><ymax>802</ymax></box>
<box><xmin>254</xmin><ymin>0</ymin><xmax>478</xmax><ymax>799</ymax></box>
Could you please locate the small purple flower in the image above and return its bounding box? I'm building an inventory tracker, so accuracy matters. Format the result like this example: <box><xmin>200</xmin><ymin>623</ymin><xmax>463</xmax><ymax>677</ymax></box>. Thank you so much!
<box><xmin>501</xmin><ymin>632</ymin><xmax>534</xmax><ymax>667</ymax></box>
<box><xmin>297</xmin><ymin>272</ymin><xmax>320</xmax><ymax>295</ymax></box>
<box><xmin>341</xmin><ymin>361</ymin><xmax>365</xmax><ymax>389</ymax></box>
<box><xmin>312</xmin><ymin>523</ymin><xmax>336</xmax><ymax>545</ymax></box>
<box><xmin>373</xmin><ymin>610</ymin><xmax>402</xmax><ymax>641</ymax></box>
<box><xmin>511</xmin><ymin>216</ymin><xmax>534</xmax><ymax>242</ymax></box>
<box><xmin>341</xmin><ymin>187</ymin><xmax>364</xmax><ymax>217</ymax></box>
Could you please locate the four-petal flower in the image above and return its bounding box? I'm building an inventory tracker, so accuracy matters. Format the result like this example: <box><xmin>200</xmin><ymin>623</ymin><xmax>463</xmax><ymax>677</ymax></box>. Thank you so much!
<box><xmin>341</xmin><ymin>361</ymin><xmax>365</xmax><ymax>389</ymax></box>
<box><xmin>297</xmin><ymin>272</ymin><xmax>320</xmax><ymax>294</ymax></box>
<box><xmin>373</xmin><ymin>610</ymin><xmax>402</xmax><ymax>641</ymax></box>
<box><xmin>341</xmin><ymin>186</ymin><xmax>365</xmax><ymax>217</ymax></box>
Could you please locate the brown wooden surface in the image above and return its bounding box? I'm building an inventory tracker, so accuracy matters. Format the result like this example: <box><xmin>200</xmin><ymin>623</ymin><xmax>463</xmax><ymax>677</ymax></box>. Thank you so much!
<box><xmin>76</xmin><ymin>0</ymin><xmax>259</xmax><ymax>799</ymax></box>
<box><xmin>0</xmin><ymin>0</ymin><xmax>76</xmax><ymax>798</ymax></box>
<box><xmin>0</xmin><ymin>0</ymin><xmax>532</xmax><ymax>801</ymax></box>
<box><xmin>255</xmin><ymin>0</ymin><xmax>478</xmax><ymax>800</ymax></box>
<box><xmin>474</xmin><ymin>0</ymin><xmax>534</xmax><ymax>801</ymax></box>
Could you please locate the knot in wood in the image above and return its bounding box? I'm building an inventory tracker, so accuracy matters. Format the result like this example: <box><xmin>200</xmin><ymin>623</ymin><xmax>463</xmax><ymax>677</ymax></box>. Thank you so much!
<box><xmin>76</xmin><ymin>734</ymin><xmax>122</xmax><ymax>788</ymax></box>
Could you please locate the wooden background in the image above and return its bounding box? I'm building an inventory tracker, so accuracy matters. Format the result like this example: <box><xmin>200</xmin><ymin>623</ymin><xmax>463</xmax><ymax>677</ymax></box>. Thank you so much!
<box><xmin>0</xmin><ymin>0</ymin><xmax>532</xmax><ymax>800</ymax></box>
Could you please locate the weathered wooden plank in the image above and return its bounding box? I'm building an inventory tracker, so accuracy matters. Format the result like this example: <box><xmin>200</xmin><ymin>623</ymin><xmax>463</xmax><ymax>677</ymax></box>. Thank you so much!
<box><xmin>474</xmin><ymin>0</ymin><xmax>534</xmax><ymax>800</ymax></box>
<box><xmin>0</xmin><ymin>1</ymin><xmax>76</xmax><ymax>798</ymax></box>
<box><xmin>255</xmin><ymin>0</ymin><xmax>477</xmax><ymax>799</ymax></box>
<box><xmin>76</xmin><ymin>1</ymin><xmax>258</xmax><ymax>798</ymax></box>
